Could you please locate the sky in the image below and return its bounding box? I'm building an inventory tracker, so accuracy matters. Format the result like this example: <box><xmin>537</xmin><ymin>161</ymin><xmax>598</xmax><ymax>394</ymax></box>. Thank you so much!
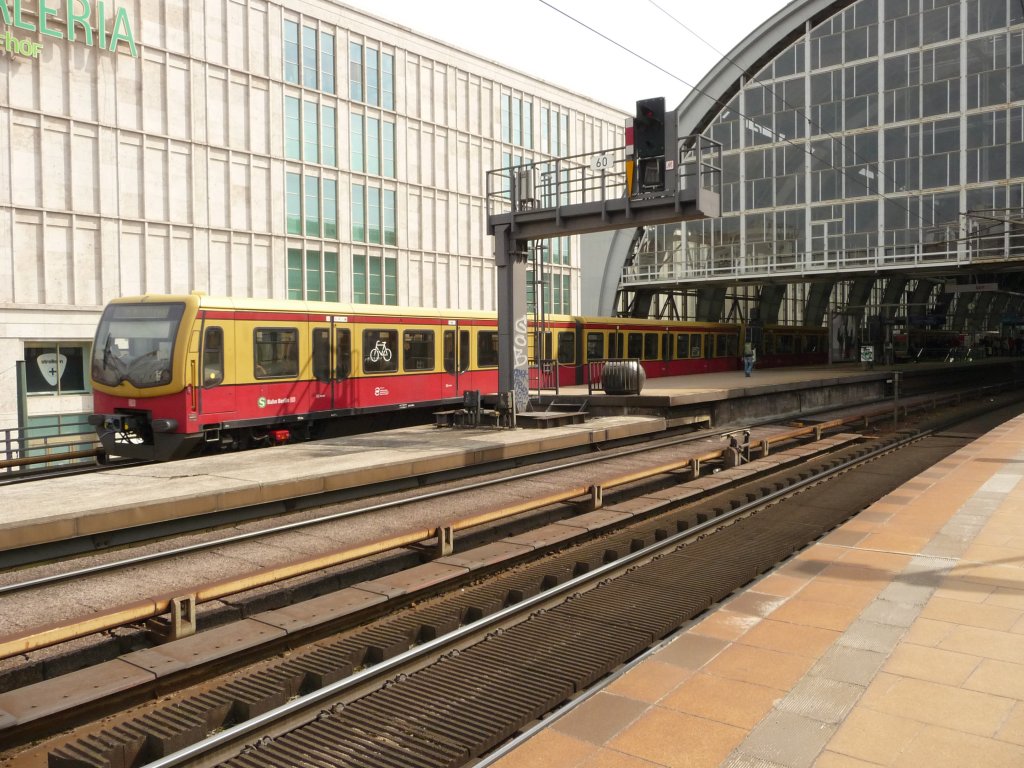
<box><xmin>338</xmin><ymin>0</ymin><xmax>793</xmax><ymax>113</ymax></box>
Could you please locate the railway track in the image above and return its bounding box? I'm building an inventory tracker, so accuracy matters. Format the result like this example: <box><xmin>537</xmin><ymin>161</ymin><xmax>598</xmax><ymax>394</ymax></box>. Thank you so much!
<box><xmin>3</xmin><ymin>394</ymin><xmax>1022</xmax><ymax>766</ymax></box>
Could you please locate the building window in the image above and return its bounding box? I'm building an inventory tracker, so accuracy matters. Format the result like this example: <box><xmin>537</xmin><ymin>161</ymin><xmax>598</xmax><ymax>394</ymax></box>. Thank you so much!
<box><xmin>382</xmin><ymin>52</ymin><xmax>395</xmax><ymax>109</ymax></box>
<box><xmin>283</xmin><ymin>20</ymin><xmax>334</xmax><ymax>93</ymax></box>
<box><xmin>288</xmin><ymin>172</ymin><xmax>335</xmax><ymax>238</ymax></box>
<box><xmin>303</xmin><ymin>100</ymin><xmax>319</xmax><ymax>163</ymax></box>
<box><xmin>284</xmin><ymin>21</ymin><xmax>300</xmax><ymax>84</ymax></box>
<box><xmin>350</xmin><ymin>114</ymin><xmax>395</xmax><ymax>177</ymax></box>
<box><xmin>349</xmin><ymin>42</ymin><xmax>363</xmax><ymax>101</ymax></box>
<box><xmin>352</xmin><ymin>183</ymin><xmax>395</xmax><ymax>246</ymax></box>
<box><xmin>322</xmin><ymin>105</ymin><xmax>336</xmax><ymax>166</ymax></box>
<box><xmin>287</xmin><ymin>248</ymin><xmax>338</xmax><ymax>301</ymax></box>
<box><xmin>540</xmin><ymin>106</ymin><xmax>570</xmax><ymax>155</ymax></box>
<box><xmin>366</xmin><ymin>48</ymin><xmax>379</xmax><ymax>106</ymax></box>
<box><xmin>352</xmin><ymin>253</ymin><xmax>397</xmax><ymax>305</ymax></box>
<box><xmin>25</xmin><ymin>343</ymin><xmax>88</xmax><ymax>394</ymax></box>
<box><xmin>502</xmin><ymin>94</ymin><xmax>533</xmax><ymax>149</ymax></box>
<box><xmin>284</xmin><ymin>96</ymin><xmax>300</xmax><ymax>160</ymax></box>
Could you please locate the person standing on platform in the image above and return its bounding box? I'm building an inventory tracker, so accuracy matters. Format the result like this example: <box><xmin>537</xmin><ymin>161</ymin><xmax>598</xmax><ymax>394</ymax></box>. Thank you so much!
<box><xmin>743</xmin><ymin>342</ymin><xmax>756</xmax><ymax>377</ymax></box>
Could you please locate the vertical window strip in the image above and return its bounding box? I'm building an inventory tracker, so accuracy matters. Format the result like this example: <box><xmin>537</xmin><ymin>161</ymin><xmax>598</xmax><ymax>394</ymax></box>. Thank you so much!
<box><xmin>540</xmin><ymin>107</ymin><xmax>549</xmax><ymax>154</ymax></box>
<box><xmin>369</xmin><ymin>254</ymin><xmax>383</xmax><ymax>303</ymax></box>
<box><xmin>559</xmin><ymin>113</ymin><xmax>569</xmax><ymax>154</ymax></box>
<box><xmin>353</xmin><ymin>253</ymin><xmax>367</xmax><ymax>302</ymax></box>
<box><xmin>384</xmin><ymin>256</ymin><xmax>397</xmax><ymax>305</ymax></box>
<box><xmin>322</xmin><ymin>105</ymin><xmax>336</xmax><ymax>166</ymax></box>
<box><xmin>501</xmin><ymin>94</ymin><xmax>511</xmax><ymax>143</ymax></box>
<box><xmin>562</xmin><ymin>275</ymin><xmax>571</xmax><ymax>312</ymax></box>
<box><xmin>287</xmin><ymin>247</ymin><xmax>303</xmax><ymax>299</ymax></box>
<box><xmin>324</xmin><ymin>252</ymin><xmax>339</xmax><ymax>301</ymax></box>
<box><xmin>367</xmin><ymin>186</ymin><xmax>381</xmax><ymax>244</ymax></box>
<box><xmin>512</xmin><ymin>97</ymin><xmax>522</xmax><ymax>145</ymax></box>
<box><xmin>284</xmin><ymin>21</ymin><xmax>300</xmax><ymax>84</ymax></box>
<box><xmin>323</xmin><ymin>178</ymin><xmax>337</xmax><ymax>238</ymax></box>
<box><xmin>383</xmin><ymin>189</ymin><xmax>397</xmax><ymax>246</ymax></box>
<box><xmin>284</xmin><ymin>96</ymin><xmax>301</xmax><ymax>160</ymax></box>
<box><xmin>320</xmin><ymin>32</ymin><xmax>335</xmax><ymax>94</ymax></box>
<box><xmin>523</xmin><ymin>101</ymin><xmax>533</xmax><ymax>149</ymax></box>
<box><xmin>306</xmin><ymin>250</ymin><xmax>322</xmax><ymax>299</ymax></box>
<box><xmin>304</xmin><ymin>175</ymin><xmax>320</xmax><ymax>236</ymax></box>
<box><xmin>349</xmin><ymin>42</ymin><xmax>363</xmax><ymax>101</ymax></box>
<box><xmin>367</xmin><ymin>117</ymin><xmax>380</xmax><ymax>175</ymax></box>
<box><xmin>302</xmin><ymin>25</ymin><xmax>318</xmax><ymax>89</ymax></box>
<box><xmin>351</xmin><ymin>183</ymin><xmax>365</xmax><ymax>241</ymax></box>
<box><xmin>366</xmin><ymin>49</ymin><xmax>379</xmax><ymax>106</ymax></box>
<box><xmin>383</xmin><ymin>121</ymin><xmax>395</xmax><ymax>177</ymax></box>
<box><xmin>350</xmin><ymin>114</ymin><xmax>364</xmax><ymax>172</ymax></box>
<box><xmin>382</xmin><ymin>52</ymin><xmax>395</xmax><ymax>110</ymax></box>
<box><xmin>286</xmin><ymin>172</ymin><xmax>302</xmax><ymax>234</ymax></box>
<box><xmin>303</xmin><ymin>100</ymin><xmax>319</xmax><ymax>163</ymax></box>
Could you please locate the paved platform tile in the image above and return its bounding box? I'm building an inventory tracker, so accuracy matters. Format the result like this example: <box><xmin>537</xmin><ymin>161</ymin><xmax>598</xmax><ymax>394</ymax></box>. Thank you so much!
<box><xmin>704</xmin><ymin>644</ymin><xmax>816</xmax><ymax>692</ymax></box>
<box><xmin>661</xmin><ymin>672</ymin><xmax>782</xmax><ymax>729</ymax></box>
<box><xmin>738</xmin><ymin>618</ymin><xmax>840</xmax><ymax>659</ymax></box>
<box><xmin>892</xmin><ymin>724</ymin><xmax>1024</xmax><ymax>768</ymax></box>
<box><xmin>881</xmin><ymin>642</ymin><xmax>981</xmax><ymax>687</ymax></box>
<box><xmin>826</xmin><ymin>706</ymin><xmax>926</xmax><ymax>766</ymax></box>
<box><xmin>608</xmin><ymin>708</ymin><xmax>747</xmax><ymax>768</ymax></box>
<box><xmin>603</xmin><ymin>658</ymin><xmax>694</xmax><ymax>704</ymax></box>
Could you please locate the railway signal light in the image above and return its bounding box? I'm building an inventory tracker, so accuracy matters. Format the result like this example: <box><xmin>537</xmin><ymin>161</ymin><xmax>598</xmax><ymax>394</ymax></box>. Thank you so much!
<box><xmin>633</xmin><ymin>97</ymin><xmax>666</xmax><ymax>194</ymax></box>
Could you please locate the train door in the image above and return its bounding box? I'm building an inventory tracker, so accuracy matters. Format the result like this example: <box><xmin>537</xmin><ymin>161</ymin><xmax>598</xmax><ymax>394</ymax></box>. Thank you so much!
<box><xmin>442</xmin><ymin>321</ymin><xmax>461</xmax><ymax>400</ymax></box>
<box><xmin>332</xmin><ymin>321</ymin><xmax>354</xmax><ymax>412</ymax></box>
<box><xmin>198</xmin><ymin>315</ymin><xmax>236</xmax><ymax>415</ymax></box>
<box><xmin>310</xmin><ymin>323</ymin><xmax>334</xmax><ymax>413</ymax></box>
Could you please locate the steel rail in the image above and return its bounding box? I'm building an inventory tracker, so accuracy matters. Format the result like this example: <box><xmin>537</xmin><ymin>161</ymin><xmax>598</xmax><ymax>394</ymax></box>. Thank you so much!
<box><xmin>143</xmin><ymin>423</ymin><xmax>929</xmax><ymax>768</ymax></box>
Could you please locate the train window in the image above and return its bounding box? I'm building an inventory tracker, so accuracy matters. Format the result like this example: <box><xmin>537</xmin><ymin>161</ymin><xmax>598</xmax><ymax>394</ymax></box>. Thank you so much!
<box><xmin>644</xmin><ymin>333</ymin><xmax>659</xmax><ymax>360</ymax></box>
<box><xmin>557</xmin><ymin>332</ymin><xmax>575</xmax><ymax>364</ymax></box>
<box><xmin>542</xmin><ymin>332</ymin><xmax>553</xmax><ymax>360</ymax></box>
<box><xmin>777</xmin><ymin>334</ymin><xmax>794</xmax><ymax>354</ymax></box>
<box><xmin>363</xmin><ymin>329</ymin><xmax>399</xmax><ymax>373</ymax></box>
<box><xmin>477</xmin><ymin>331</ymin><xmax>499</xmax><ymax>367</ymax></box>
<box><xmin>691</xmin><ymin>334</ymin><xmax>703</xmax><ymax>358</ymax></box>
<box><xmin>403</xmin><ymin>330</ymin><xmax>435</xmax><ymax>371</ymax></box>
<box><xmin>254</xmin><ymin>328</ymin><xmax>299</xmax><ymax>378</ymax></box>
<box><xmin>764</xmin><ymin>332</ymin><xmax>775</xmax><ymax>354</ymax></box>
<box><xmin>586</xmin><ymin>332</ymin><xmax>604</xmax><ymax>360</ymax></box>
<box><xmin>608</xmin><ymin>332</ymin><xmax>624</xmax><ymax>357</ymax></box>
<box><xmin>443</xmin><ymin>330</ymin><xmax>456</xmax><ymax>374</ymax></box>
<box><xmin>627</xmin><ymin>333</ymin><xmax>643</xmax><ymax>358</ymax></box>
<box><xmin>714</xmin><ymin>333</ymin><xmax>739</xmax><ymax>358</ymax></box>
<box><xmin>460</xmin><ymin>330</ymin><xmax>470</xmax><ymax>372</ymax></box>
<box><xmin>336</xmin><ymin>329</ymin><xmax>351</xmax><ymax>378</ymax></box>
<box><xmin>202</xmin><ymin>327</ymin><xmax>224</xmax><ymax>387</ymax></box>
<box><xmin>312</xmin><ymin>329</ymin><xmax>331</xmax><ymax>381</ymax></box>
<box><xmin>676</xmin><ymin>334</ymin><xmax>688</xmax><ymax>358</ymax></box>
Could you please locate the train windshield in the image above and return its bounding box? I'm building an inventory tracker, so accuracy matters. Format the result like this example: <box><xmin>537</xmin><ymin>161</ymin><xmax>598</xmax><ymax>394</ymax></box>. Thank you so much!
<box><xmin>91</xmin><ymin>302</ymin><xmax>185</xmax><ymax>388</ymax></box>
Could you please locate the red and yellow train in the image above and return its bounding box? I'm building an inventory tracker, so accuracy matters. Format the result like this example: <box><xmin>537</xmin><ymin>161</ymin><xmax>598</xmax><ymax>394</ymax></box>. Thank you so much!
<box><xmin>89</xmin><ymin>293</ymin><xmax>827</xmax><ymax>460</ymax></box>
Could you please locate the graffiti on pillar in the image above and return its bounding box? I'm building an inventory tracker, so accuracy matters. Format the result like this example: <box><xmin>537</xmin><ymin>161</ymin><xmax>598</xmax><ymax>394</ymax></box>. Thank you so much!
<box><xmin>513</xmin><ymin>314</ymin><xmax>529</xmax><ymax>368</ymax></box>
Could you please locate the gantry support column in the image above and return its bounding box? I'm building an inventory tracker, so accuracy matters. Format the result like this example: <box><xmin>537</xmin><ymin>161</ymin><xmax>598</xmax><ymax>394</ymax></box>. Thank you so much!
<box><xmin>494</xmin><ymin>224</ymin><xmax>530</xmax><ymax>408</ymax></box>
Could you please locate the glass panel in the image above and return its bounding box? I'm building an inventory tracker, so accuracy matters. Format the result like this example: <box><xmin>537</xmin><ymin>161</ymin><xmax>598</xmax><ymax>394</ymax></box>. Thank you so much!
<box><xmin>403</xmin><ymin>330</ymin><xmax>435</xmax><ymax>371</ymax></box>
<box><xmin>287</xmin><ymin>247</ymin><xmax>303</xmax><ymax>299</ymax></box>
<box><xmin>286</xmin><ymin>172</ymin><xmax>301</xmax><ymax>234</ymax></box>
<box><xmin>303</xmin><ymin>100</ymin><xmax>319</xmax><ymax>163</ymax></box>
<box><xmin>366</xmin><ymin>48</ymin><xmax>379</xmax><ymax>106</ymax></box>
<box><xmin>323</xmin><ymin>179</ymin><xmax>337</xmax><ymax>238</ymax></box>
<box><xmin>556</xmin><ymin>332</ymin><xmax>574</xmax><ymax>363</ymax></box>
<box><xmin>366</xmin><ymin>117</ymin><xmax>380</xmax><ymax>175</ymax></box>
<box><xmin>323</xmin><ymin>252</ymin><xmax>338</xmax><ymax>301</ymax></box>
<box><xmin>443</xmin><ymin>330</ymin><xmax>455</xmax><ymax>374</ymax></box>
<box><xmin>284</xmin><ymin>96</ymin><xmax>300</xmax><ymax>160</ymax></box>
<box><xmin>350</xmin><ymin>114</ymin><xmax>364</xmax><ymax>173</ymax></box>
<box><xmin>283</xmin><ymin>20</ymin><xmax>300</xmax><ymax>84</ymax></box>
<box><xmin>349</xmin><ymin>42</ymin><xmax>363</xmax><ymax>101</ymax></box>
<box><xmin>384</xmin><ymin>257</ymin><xmax>398</xmax><ymax>305</ymax></box>
<box><xmin>336</xmin><ymin>329</ymin><xmax>351</xmax><ymax>378</ymax></box>
<box><xmin>627</xmin><ymin>333</ymin><xmax>643</xmax><ymax>358</ymax></box>
<box><xmin>459</xmin><ymin>330</ymin><xmax>470</xmax><ymax>372</ymax></box>
<box><xmin>477</xmin><ymin>331</ymin><xmax>499</xmax><ymax>367</ymax></box>
<box><xmin>254</xmin><ymin>327</ymin><xmax>299</xmax><ymax>378</ymax></box>
<box><xmin>302</xmin><ymin>25</ymin><xmax>317</xmax><ymax>89</ymax></box>
<box><xmin>383</xmin><ymin>189</ymin><xmax>396</xmax><ymax>246</ymax></box>
<box><xmin>382</xmin><ymin>121</ymin><xmax>395</xmax><ymax>177</ymax></box>
<box><xmin>369</xmin><ymin>254</ymin><xmax>382</xmax><ymax>303</ymax></box>
<box><xmin>320</xmin><ymin>31</ymin><xmax>335</xmax><ymax>94</ymax></box>
<box><xmin>26</xmin><ymin>344</ymin><xmax>85</xmax><ymax>394</ymax></box>
<box><xmin>382</xmin><ymin>52</ymin><xmax>395</xmax><ymax>109</ymax></box>
<box><xmin>367</xmin><ymin>186</ymin><xmax>381</xmax><ymax>244</ymax></box>
<box><xmin>90</xmin><ymin>302</ymin><xmax>185</xmax><ymax>391</ymax></box>
<box><xmin>305</xmin><ymin>250</ymin><xmax>321</xmax><ymax>299</ymax></box>
<box><xmin>201</xmin><ymin>328</ymin><xmax>224</xmax><ymax>387</ymax></box>
<box><xmin>352</xmin><ymin>253</ymin><xmax>367</xmax><ymax>302</ymax></box>
<box><xmin>312</xmin><ymin>328</ymin><xmax>331</xmax><ymax>380</ymax></box>
<box><xmin>351</xmin><ymin>183</ymin><xmax>365</xmax><ymax>241</ymax></box>
<box><xmin>362</xmin><ymin>329</ymin><xmax>398</xmax><ymax>372</ymax></box>
<box><xmin>304</xmin><ymin>175</ymin><xmax>320</xmax><ymax>236</ymax></box>
<box><xmin>322</xmin><ymin>105</ymin><xmax>336</xmax><ymax>166</ymax></box>
<box><xmin>586</xmin><ymin>332</ymin><xmax>603</xmax><ymax>359</ymax></box>
<box><xmin>643</xmin><ymin>333</ymin><xmax>659</xmax><ymax>359</ymax></box>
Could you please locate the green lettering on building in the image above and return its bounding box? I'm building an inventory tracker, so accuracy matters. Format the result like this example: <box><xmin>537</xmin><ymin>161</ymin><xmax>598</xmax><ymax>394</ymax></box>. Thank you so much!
<box><xmin>0</xmin><ymin>0</ymin><xmax>138</xmax><ymax>59</ymax></box>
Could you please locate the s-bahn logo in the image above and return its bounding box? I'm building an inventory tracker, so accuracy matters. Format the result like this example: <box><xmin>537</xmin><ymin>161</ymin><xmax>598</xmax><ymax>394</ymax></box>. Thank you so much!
<box><xmin>258</xmin><ymin>396</ymin><xmax>296</xmax><ymax>408</ymax></box>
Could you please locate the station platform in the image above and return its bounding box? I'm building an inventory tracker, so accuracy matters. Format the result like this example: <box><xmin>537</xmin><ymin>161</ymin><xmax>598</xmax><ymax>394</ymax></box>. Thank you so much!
<box><xmin>0</xmin><ymin>365</ymin><xmax>889</xmax><ymax>557</ymax></box>
<box><xmin>490</xmin><ymin>412</ymin><xmax>1024</xmax><ymax>767</ymax></box>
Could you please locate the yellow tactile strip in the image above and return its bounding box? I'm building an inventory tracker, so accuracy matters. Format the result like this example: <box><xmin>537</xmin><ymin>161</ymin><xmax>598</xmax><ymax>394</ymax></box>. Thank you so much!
<box><xmin>491</xmin><ymin>415</ymin><xmax>1024</xmax><ymax>768</ymax></box>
